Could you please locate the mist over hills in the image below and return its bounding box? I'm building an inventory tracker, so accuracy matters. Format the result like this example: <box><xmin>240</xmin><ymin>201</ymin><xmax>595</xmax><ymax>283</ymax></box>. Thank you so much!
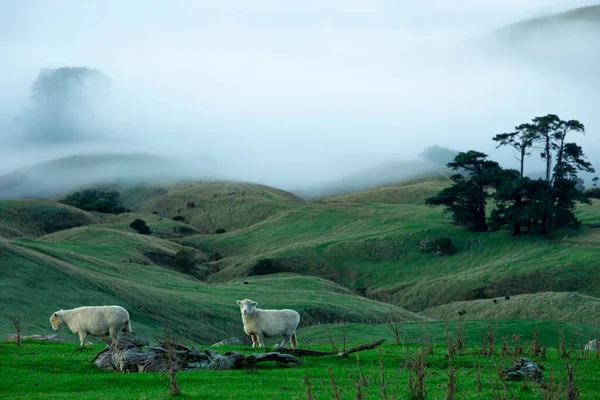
<box><xmin>0</xmin><ymin>4</ymin><xmax>599</xmax><ymax>205</ymax></box>
<box><xmin>479</xmin><ymin>4</ymin><xmax>600</xmax><ymax>89</ymax></box>
<box><xmin>2</xmin><ymin>3</ymin><xmax>600</xmax><ymax>200</ymax></box>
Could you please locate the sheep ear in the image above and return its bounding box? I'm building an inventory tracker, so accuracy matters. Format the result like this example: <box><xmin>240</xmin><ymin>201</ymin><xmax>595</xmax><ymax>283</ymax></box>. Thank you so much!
<box><xmin>251</xmin><ymin>301</ymin><xmax>257</xmax><ymax>306</ymax></box>
<box><xmin>236</xmin><ymin>301</ymin><xmax>242</xmax><ymax>305</ymax></box>
<box><xmin>53</xmin><ymin>313</ymin><xmax>57</xmax><ymax>317</ymax></box>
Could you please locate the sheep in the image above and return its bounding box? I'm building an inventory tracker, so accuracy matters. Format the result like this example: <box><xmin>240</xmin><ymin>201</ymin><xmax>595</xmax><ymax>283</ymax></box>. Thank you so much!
<box><xmin>49</xmin><ymin>305</ymin><xmax>132</xmax><ymax>346</ymax></box>
<box><xmin>236</xmin><ymin>299</ymin><xmax>300</xmax><ymax>348</ymax></box>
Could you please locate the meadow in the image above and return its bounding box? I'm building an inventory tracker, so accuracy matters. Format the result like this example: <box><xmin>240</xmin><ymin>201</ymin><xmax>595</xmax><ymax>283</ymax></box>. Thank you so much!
<box><xmin>2</xmin><ymin>323</ymin><xmax>600</xmax><ymax>400</ymax></box>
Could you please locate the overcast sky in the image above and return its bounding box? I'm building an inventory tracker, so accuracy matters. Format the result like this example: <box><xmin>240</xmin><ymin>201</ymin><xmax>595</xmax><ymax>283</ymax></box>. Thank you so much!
<box><xmin>1</xmin><ymin>0</ymin><xmax>598</xmax><ymax>188</ymax></box>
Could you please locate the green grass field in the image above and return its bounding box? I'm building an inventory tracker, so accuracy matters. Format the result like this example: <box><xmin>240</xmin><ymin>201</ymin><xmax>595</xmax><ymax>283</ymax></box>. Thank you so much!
<box><xmin>3</xmin><ymin>337</ymin><xmax>600</xmax><ymax>399</ymax></box>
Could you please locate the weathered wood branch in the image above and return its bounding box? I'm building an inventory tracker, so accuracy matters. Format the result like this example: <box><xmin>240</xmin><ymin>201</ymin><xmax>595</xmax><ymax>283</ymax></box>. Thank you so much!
<box><xmin>208</xmin><ymin>351</ymin><xmax>303</xmax><ymax>370</ymax></box>
<box><xmin>275</xmin><ymin>339</ymin><xmax>385</xmax><ymax>358</ymax></box>
<box><xmin>338</xmin><ymin>339</ymin><xmax>385</xmax><ymax>357</ymax></box>
<box><xmin>92</xmin><ymin>333</ymin><xmax>302</xmax><ymax>372</ymax></box>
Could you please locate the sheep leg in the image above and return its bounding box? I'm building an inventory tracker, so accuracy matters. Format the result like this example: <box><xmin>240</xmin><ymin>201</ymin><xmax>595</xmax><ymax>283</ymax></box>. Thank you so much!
<box><xmin>78</xmin><ymin>331</ymin><xmax>90</xmax><ymax>346</ymax></box>
<box><xmin>291</xmin><ymin>332</ymin><xmax>298</xmax><ymax>348</ymax></box>
<box><xmin>256</xmin><ymin>333</ymin><xmax>265</xmax><ymax>347</ymax></box>
<box><xmin>109</xmin><ymin>326</ymin><xmax>120</xmax><ymax>342</ymax></box>
<box><xmin>250</xmin><ymin>334</ymin><xmax>258</xmax><ymax>347</ymax></box>
<box><xmin>280</xmin><ymin>334</ymin><xmax>291</xmax><ymax>348</ymax></box>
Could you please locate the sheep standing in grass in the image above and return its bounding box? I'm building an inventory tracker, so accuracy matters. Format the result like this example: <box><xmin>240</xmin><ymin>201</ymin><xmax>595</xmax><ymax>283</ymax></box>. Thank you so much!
<box><xmin>49</xmin><ymin>305</ymin><xmax>132</xmax><ymax>346</ymax></box>
<box><xmin>236</xmin><ymin>299</ymin><xmax>300</xmax><ymax>348</ymax></box>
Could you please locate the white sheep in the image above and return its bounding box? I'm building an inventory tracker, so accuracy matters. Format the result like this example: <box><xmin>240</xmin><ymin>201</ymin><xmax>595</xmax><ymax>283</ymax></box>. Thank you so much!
<box><xmin>49</xmin><ymin>305</ymin><xmax>132</xmax><ymax>346</ymax></box>
<box><xmin>236</xmin><ymin>299</ymin><xmax>300</xmax><ymax>348</ymax></box>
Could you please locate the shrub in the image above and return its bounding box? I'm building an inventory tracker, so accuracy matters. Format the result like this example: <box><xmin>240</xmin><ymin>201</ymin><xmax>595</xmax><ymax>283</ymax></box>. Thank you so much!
<box><xmin>215</xmin><ymin>228</ymin><xmax>226</xmax><ymax>234</ymax></box>
<box><xmin>248</xmin><ymin>258</ymin><xmax>288</xmax><ymax>276</ymax></box>
<box><xmin>420</xmin><ymin>236</ymin><xmax>456</xmax><ymax>256</ymax></box>
<box><xmin>173</xmin><ymin>249</ymin><xmax>195</xmax><ymax>273</ymax></box>
<box><xmin>130</xmin><ymin>219</ymin><xmax>151</xmax><ymax>235</ymax></box>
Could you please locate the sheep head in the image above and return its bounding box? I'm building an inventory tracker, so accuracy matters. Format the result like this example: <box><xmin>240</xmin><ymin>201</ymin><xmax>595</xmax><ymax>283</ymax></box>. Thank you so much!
<box><xmin>236</xmin><ymin>299</ymin><xmax>258</xmax><ymax>315</ymax></box>
<box><xmin>49</xmin><ymin>311</ymin><xmax>64</xmax><ymax>331</ymax></box>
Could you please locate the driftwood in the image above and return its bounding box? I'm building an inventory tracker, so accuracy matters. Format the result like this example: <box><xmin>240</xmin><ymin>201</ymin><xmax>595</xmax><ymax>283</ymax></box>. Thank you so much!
<box><xmin>275</xmin><ymin>339</ymin><xmax>385</xmax><ymax>358</ymax></box>
<box><xmin>6</xmin><ymin>334</ymin><xmax>65</xmax><ymax>343</ymax></box>
<box><xmin>91</xmin><ymin>333</ymin><xmax>302</xmax><ymax>373</ymax></box>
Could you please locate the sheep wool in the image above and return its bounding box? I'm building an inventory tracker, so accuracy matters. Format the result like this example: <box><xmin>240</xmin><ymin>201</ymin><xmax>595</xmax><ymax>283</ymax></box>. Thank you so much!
<box><xmin>237</xmin><ymin>299</ymin><xmax>300</xmax><ymax>348</ymax></box>
<box><xmin>49</xmin><ymin>305</ymin><xmax>132</xmax><ymax>346</ymax></box>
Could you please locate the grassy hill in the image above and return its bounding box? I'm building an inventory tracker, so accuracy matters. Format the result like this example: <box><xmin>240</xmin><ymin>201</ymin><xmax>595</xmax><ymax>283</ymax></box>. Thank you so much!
<box><xmin>0</xmin><ymin>201</ymin><xmax>97</xmax><ymax>238</ymax></box>
<box><xmin>181</xmin><ymin>186</ymin><xmax>600</xmax><ymax>312</ymax></box>
<box><xmin>0</xmin><ymin>223</ymin><xmax>423</xmax><ymax>344</ymax></box>
<box><xmin>95</xmin><ymin>212</ymin><xmax>201</xmax><ymax>239</ymax></box>
<box><xmin>135</xmin><ymin>181</ymin><xmax>302</xmax><ymax>233</ymax></box>
<box><xmin>421</xmin><ymin>292</ymin><xmax>600</xmax><ymax>326</ymax></box>
<box><xmin>300</xmin><ymin>319</ymin><xmax>599</xmax><ymax>348</ymax></box>
<box><xmin>324</xmin><ymin>176</ymin><xmax>450</xmax><ymax>205</ymax></box>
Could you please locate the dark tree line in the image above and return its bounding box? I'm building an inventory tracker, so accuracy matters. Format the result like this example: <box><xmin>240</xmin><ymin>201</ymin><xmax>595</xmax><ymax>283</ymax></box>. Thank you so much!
<box><xmin>60</xmin><ymin>189</ymin><xmax>127</xmax><ymax>214</ymax></box>
<box><xmin>426</xmin><ymin>114</ymin><xmax>596</xmax><ymax>235</ymax></box>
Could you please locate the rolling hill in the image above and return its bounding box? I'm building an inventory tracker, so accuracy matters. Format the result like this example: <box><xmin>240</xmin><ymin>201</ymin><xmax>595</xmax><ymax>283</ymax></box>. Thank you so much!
<box><xmin>421</xmin><ymin>292</ymin><xmax>600</xmax><ymax>326</ymax></box>
<box><xmin>134</xmin><ymin>181</ymin><xmax>302</xmax><ymax>233</ymax></box>
<box><xmin>2</xmin><ymin>177</ymin><xmax>600</xmax><ymax>345</ymax></box>
<box><xmin>0</xmin><ymin>200</ymin><xmax>98</xmax><ymax>238</ymax></box>
<box><xmin>0</xmin><ymin>183</ymin><xmax>426</xmax><ymax>344</ymax></box>
<box><xmin>0</xmin><ymin>152</ymin><xmax>218</xmax><ymax>200</ymax></box>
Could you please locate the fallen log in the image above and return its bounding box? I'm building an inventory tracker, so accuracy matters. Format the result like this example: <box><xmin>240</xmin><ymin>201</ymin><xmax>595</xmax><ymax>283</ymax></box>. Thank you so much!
<box><xmin>6</xmin><ymin>334</ymin><xmax>65</xmax><ymax>343</ymax></box>
<box><xmin>91</xmin><ymin>333</ymin><xmax>302</xmax><ymax>372</ymax></box>
<box><xmin>275</xmin><ymin>339</ymin><xmax>385</xmax><ymax>358</ymax></box>
<box><xmin>208</xmin><ymin>351</ymin><xmax>303</xmax><ymax>370</ymax></box>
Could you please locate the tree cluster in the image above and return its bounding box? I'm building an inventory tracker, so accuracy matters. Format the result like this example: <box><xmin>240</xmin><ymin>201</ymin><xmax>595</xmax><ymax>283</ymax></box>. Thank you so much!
<box><xmin>426</xmin><ymin>114</ymin><xmax>596</xmax><ymax>235</ymax></box>
<box><xmin>17</xmin><ymin>67</ymin><xmax>111</xmax><ymax>143</ymax></box>
<box><xmin>60</xmin><ymin>189</ymin><xmax>127</xmax><ymax>214</ymax></box>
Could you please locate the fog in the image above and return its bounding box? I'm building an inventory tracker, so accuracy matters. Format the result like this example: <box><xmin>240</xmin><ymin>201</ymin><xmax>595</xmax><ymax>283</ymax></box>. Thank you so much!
<box><xmin>1</xmin><ymin>0</ymin><xmax>599</xmax><ymax>197</ymax></box>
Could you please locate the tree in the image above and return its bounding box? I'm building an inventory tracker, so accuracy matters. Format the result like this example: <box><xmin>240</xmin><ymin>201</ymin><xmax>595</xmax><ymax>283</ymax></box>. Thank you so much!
<box><xmin>490</xmin><ymin>115</ymin><xmax>594</xmax><ymax>235</ymax></box>
<box><xmin>493</xmin><ymin>125</ymin><xmax>535</xmax><ymax>178</ymax></box>
<box><xmin>528</xmin><ymin>114</ymin><xmax>562</xmax><ymax>184</ymax></box>
<box><xmin>17</xmin><ymin>67</ymin><xmax>111</xmax><ymax>143</ymax></box>
<box><xmin>426</xmin><ymin>151</ymin><xmax>501</xmax><ymax>231</ymax></box>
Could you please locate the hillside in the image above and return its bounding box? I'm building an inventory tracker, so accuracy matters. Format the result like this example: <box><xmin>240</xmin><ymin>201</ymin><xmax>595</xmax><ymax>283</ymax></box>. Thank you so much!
<box><xmin>135</xmin><ymin>181</ymin><xmax>302</xmax><ymax>233</ymax></box>
<box><xmin>0</xmin><ymin>221</ymin><xmax>423</xmax><ymax>343</ymax></box>
<box><xmin>2</xmin><ymin>177</ymin><xmax>600</xmax><ymax>345</ymax></box>
<box><xmin>181</xmin><ymin>182</ymin><xmax>600</xmax><ymax>314</ymax></box>
<box><xmin>421</xmin><ymin>292</ymin><xmax>600</xmax><ymax>326</ymax></box>
<box><xmin>294</xmin><ymin>159</ymin><xmax>448</xmax><ymax>199</ymax></box>
<box><xmin>0</xmin><ymin>200</ymin><xmax>97</xmax><ymax>238</ymax></box>
<box><xmin>324</xmin><ymin>176</ymin><xmax>450</xmax><ymax>205</ymax></box>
